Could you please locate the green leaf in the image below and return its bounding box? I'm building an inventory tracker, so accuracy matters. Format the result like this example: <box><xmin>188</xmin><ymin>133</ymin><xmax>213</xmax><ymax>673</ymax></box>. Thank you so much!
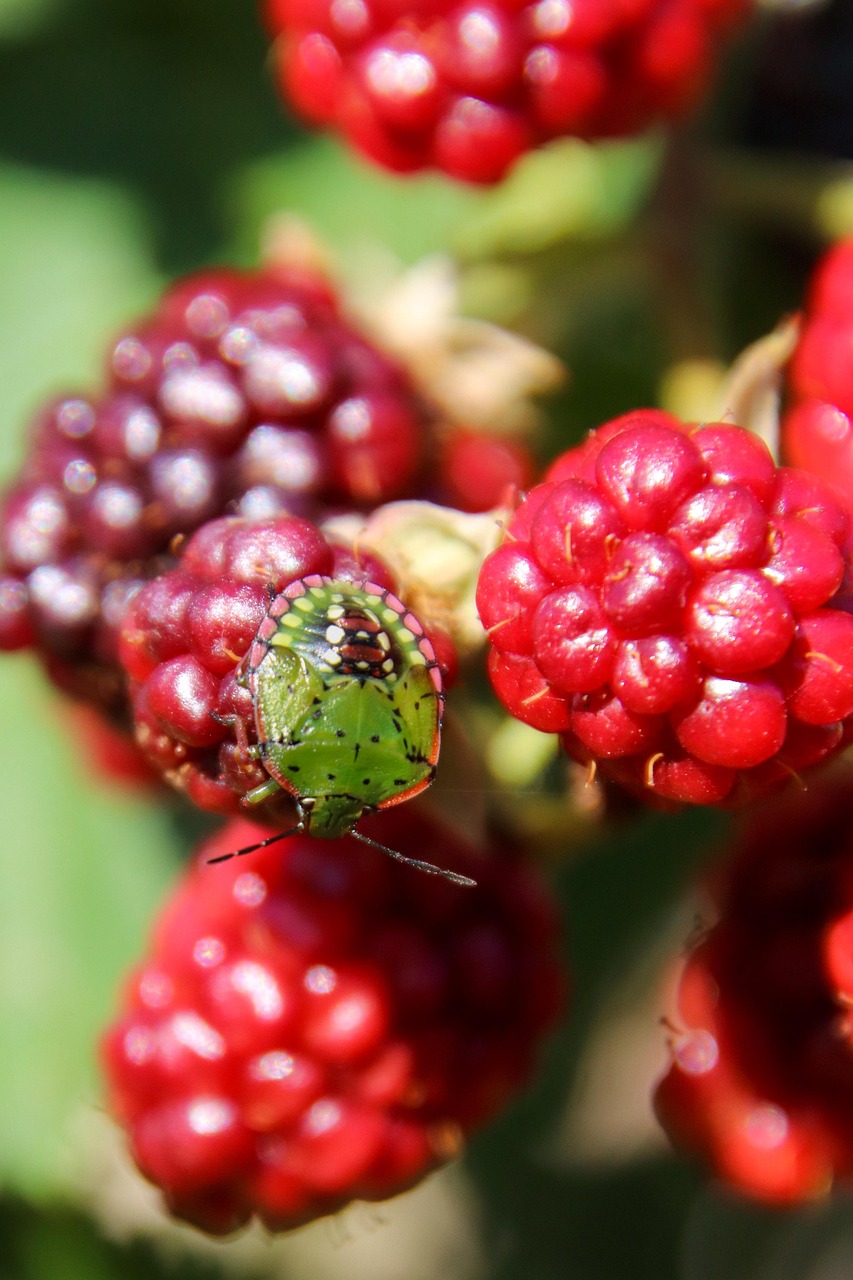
<box><xmin>0</xmin><ymin>0</ymin><xmax>63</xmax><ymax>40</ymax></box>
<box><xmin>229</xmin><ymin>135</ymin><xmax>478</xmax><ymax>266</ymax></box>
<box><xmin>0</xmin><ymin>659</ymin><xmax>181</xmax><ymax>1199</ymax></box>
<box><xmin>0</xmin><ymin>162</ymin><xmax>160</xmax><ymax>479</ymax></box>
<box><xmin>453</xmin><ymin>136</ymin><xmax>664</xmax><ymax>261</ymax></box>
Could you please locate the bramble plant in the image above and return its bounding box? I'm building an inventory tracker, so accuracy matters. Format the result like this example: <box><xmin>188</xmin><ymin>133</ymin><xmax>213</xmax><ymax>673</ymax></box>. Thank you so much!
<box><xmin>6</xmin><ymin>2</ymin><xmax>853</xmax><ymax>1279</ymax></box>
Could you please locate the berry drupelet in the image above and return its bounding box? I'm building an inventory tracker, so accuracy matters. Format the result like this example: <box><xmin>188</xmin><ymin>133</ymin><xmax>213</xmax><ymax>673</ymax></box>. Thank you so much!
<box><xmin>101</xmin><ymin>810</ymin><xmax>565</xmax><ymax>1235</ymax></box>
<box><xmin>477</xmin><ymin>410</ymin><xmax>853</xmax><ymax>806</ymax></box>
<box><xmin>263</xmin><ymin>0</ymin><xmax>750</xmax><ymax>184</ymax></box>
<box><xmin>655</xmin><ymin>772</ymin><xmax>853</xmax><ymax>1204</ymax></box>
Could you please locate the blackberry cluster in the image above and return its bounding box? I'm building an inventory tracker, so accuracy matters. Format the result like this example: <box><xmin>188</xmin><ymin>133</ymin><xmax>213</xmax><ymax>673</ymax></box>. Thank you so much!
<box><xmin>0</xmin><ymin>265</ymin><xmax>519</xmax><ymax>725</ymax></box>
<box><xmin>477</xmin><ymin>410</ymin><xmax>853</xmax><ymax>806</ymax></box>
<box><xmin>263</xmin><ymin>0</ymin><xmax>749</xmax><ymax>183</ymax></box>
<box><xmin>101</xmin><ymin>810</ymin><xmax>565</xmax><ymax>1235</ymax></box>
<box><xmin>118</xmin><ymin>512</ymin><xmax>402</xmax><ymax>818</ymax></box>
<box><xmin>655</xmin><ymin>773</ymin><xmax>853</xmax><ymax>1204</ymax></box>
<box><xmin>784</xmin><ymin>238</ymin><xmax>853</xmax><ymax>510</ymax></box>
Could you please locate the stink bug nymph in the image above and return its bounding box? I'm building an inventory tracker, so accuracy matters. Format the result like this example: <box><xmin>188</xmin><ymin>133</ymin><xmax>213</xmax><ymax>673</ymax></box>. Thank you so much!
<box><xmin>209</xmin><ymin>576</ymin><xmax>474</xmax><ymax>886</ymax></box>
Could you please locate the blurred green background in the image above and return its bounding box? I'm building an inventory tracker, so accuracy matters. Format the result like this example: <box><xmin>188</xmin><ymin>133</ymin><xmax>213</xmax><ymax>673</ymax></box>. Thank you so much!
<box><xmin>3</xmin><ymin>1</ymin><xmax>853</xmax><ymax>1277</ymax></box>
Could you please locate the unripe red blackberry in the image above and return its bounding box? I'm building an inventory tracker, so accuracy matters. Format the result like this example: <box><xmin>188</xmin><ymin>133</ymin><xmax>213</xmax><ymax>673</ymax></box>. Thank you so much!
<box><xmin>654</xmin><ymin>773</ymin><xmax>853</xmax><ymax>1203</ymax></box>
<box><xmin>101</xmin><ymin>809</ymin><xmax>565</xmax><ymax>1235</ymax></box>
<box><xmin>262</xmin><ymin>0</ymin><xmax>749</xmax><ymax>183</ymax></box>
<box><xmin>0</xmin><ymin>265</ymin><xmax>507</xmax><ymax>725</ymax></box>
<box><xmin>783</xmin><ymin>238</ymin><xmax>853</xmax><ymax>511</ymax></box>
<box><xmin>119</xmin><ymin>512</ymin><xmax>413</xmax><ymax>819</ymax></box>
<box><xmin>477</xmin><ymin>410</ymin><xmax>853</xmax><ymax>806</ymax></box>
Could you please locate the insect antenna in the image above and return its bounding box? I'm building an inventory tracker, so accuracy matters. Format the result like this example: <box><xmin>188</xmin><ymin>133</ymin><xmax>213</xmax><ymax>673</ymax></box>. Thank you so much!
<box><xmin>207</xmin><ymin>824</ymin><xmax>305</xmax><ymax>865</ymax></box>
<box><xmin>350</xmin><ymin>828</ymin><xmax>476</xmax><ymax>887</ymax></box>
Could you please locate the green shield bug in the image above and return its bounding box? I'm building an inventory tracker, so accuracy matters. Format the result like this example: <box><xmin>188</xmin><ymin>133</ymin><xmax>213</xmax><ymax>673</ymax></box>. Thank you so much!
<box><xmin>209</xmin><ymin>575</ymin><xmax>474</xmax><ymax>886</ymax></box>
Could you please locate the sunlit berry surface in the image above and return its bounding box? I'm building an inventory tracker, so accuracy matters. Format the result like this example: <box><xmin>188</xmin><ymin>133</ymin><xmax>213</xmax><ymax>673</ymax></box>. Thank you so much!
<box><xmin>478</xmin><ymin>410</ymin><xmax>853</xmax><ymax>805</ymax></box>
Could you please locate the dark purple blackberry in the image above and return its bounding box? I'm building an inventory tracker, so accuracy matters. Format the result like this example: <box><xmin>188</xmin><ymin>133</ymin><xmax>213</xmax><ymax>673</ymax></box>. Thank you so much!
<box><xmin>0</xmin><ymin>266</ymin><xmax>432</xmax><ymax>721</ymax></box>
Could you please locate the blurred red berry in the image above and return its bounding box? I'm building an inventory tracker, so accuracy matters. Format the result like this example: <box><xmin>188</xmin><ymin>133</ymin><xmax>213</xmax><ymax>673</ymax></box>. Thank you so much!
<box><xmin>101</xmin><ymin>808</ymin><xmax>565</xmax><ymax>1235</ymax></box>
<box><xmin>784</xmin><ymin>238</ymin><xmax>853</xmax><ymax>511</ymax></box>
<box><xmin>654</xmin><ymin>773</ymin><xmax>853</xmax><ymax>1203</ymax></box>
<box><xmin>262</xmin><ymin>0</ymin><xmax>750</xmax><ymax>183</ymax></box>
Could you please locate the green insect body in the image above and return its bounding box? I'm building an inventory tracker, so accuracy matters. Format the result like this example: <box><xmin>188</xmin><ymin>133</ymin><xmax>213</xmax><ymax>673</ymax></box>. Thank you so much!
<box><xmin>244</xmin><ymin>575</ymin><xmax>443</xmax><ymax>839</ymax></box>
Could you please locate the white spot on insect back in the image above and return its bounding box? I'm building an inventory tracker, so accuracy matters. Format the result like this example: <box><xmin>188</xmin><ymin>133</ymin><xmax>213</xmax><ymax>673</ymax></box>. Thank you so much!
<box><xmin>325</xmin><ymin>624</ymin><xmax>346</xmax><ymax>645</ymax></box>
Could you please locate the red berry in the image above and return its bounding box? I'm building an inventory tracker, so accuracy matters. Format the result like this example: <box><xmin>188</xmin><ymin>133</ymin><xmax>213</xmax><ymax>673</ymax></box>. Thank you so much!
<box><xmin>783</xmin><ymin>237</ymin><xmax>853</xmax><ymax>514</ymax></box>
<box><xmin>440</xmin><ymin>429</ymin><xmax>535</xmax><ymax>513</ymax></box>
<box><xmin>264</xmin><ymin>0</ymin><xmax>750</xmax><ymax>182</ymax></box>
<box><xmin>654</xmin><ymin>774</ymin><xmax>853</xmax><ymax>1203</ymax></box>
<box><xmin>101</xmin><ymin>809</ymin><xmax>565</xmax><ymax>1234</ymax></box>
<box><xmin>478</xmin><ymin>412</ymin><xmax>853</xmax><ymax>806</ymax></box>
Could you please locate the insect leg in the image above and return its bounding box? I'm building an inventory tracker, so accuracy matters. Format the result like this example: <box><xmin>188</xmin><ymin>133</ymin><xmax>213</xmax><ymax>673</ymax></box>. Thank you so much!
<box><xmin>242</xmin><ymin>778</ymin><xmax>282</xmax><ymax>805</ymax></box>
<box><xmin>209</xmin><ymin>707</ymin><xmax>254</xmax><ymax>757</ymax></box>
